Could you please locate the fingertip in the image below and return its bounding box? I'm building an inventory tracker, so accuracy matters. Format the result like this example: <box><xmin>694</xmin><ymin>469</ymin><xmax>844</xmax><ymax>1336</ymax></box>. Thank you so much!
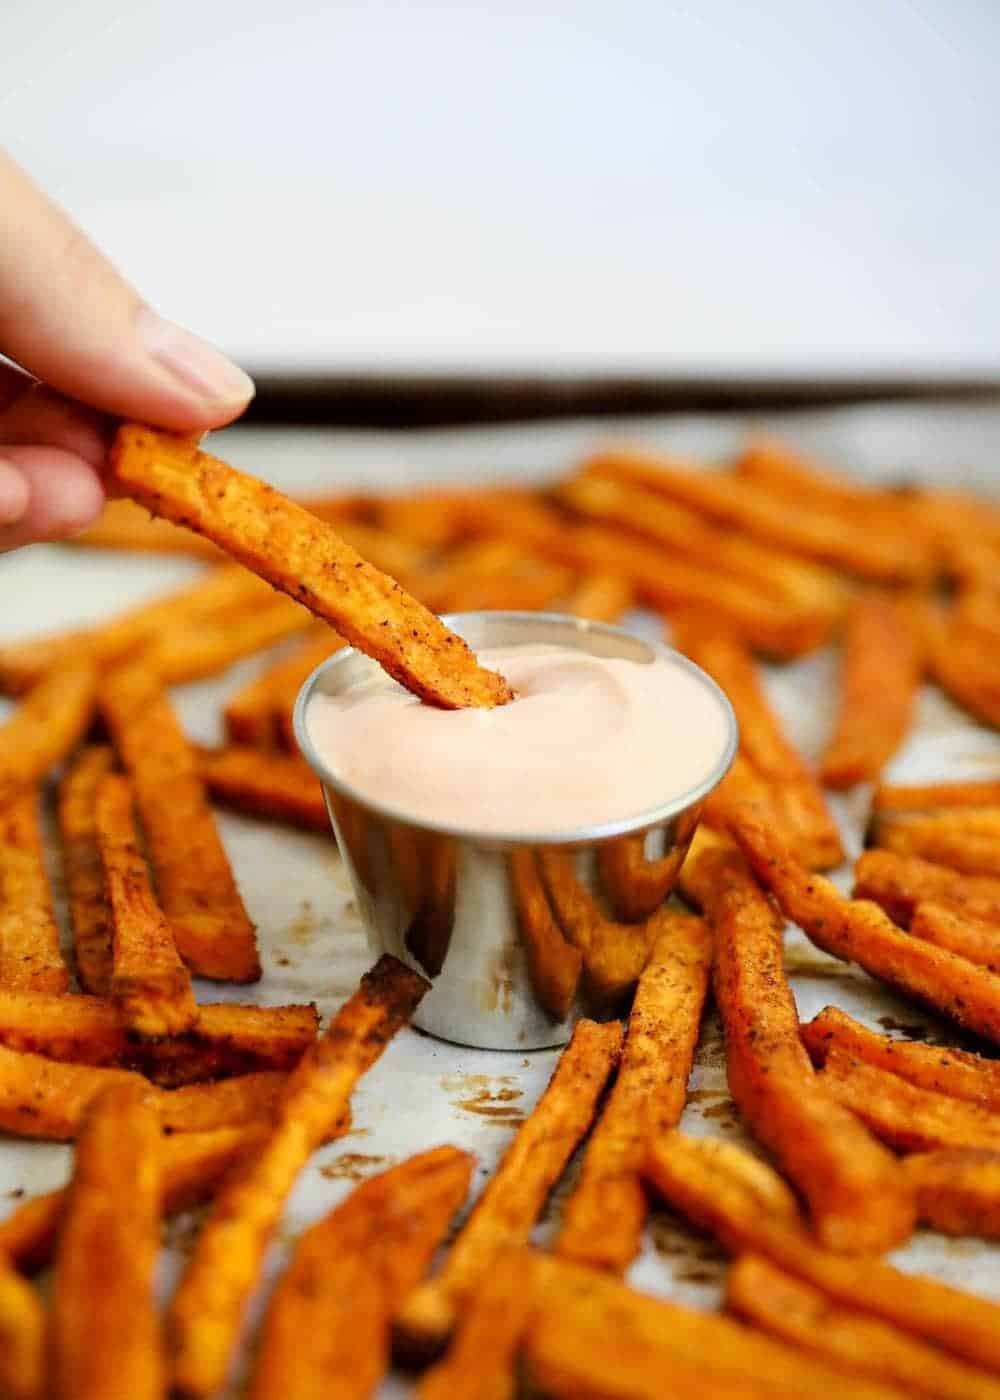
<box><xmin>0</xmin><ymin>456</ymin><xmax>30</xmax><ymax>524</ymax></box>
<box><xmin>0</xmin><ymin>447</ymin><xmax>105</xmax><ymax>551</ymax></box>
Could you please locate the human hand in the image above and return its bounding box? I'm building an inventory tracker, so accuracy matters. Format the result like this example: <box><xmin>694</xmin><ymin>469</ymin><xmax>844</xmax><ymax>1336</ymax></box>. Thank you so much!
<box><xmin>0</xmin><ymin>151</ymin><xmax>255</xmax><ymax>551</ymax></box>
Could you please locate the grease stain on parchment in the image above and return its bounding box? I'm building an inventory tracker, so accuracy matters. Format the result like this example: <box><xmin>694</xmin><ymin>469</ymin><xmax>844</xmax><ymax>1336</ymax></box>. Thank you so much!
<box><xmin>441</xmin><ymin>1073</ymin><xmax>525</xmax><ymax>1125</ymax></box>
<box><xmin>319</xmin><ymin>1152</ymin><xmax>396</xmax><ymax>1182</ymax></box>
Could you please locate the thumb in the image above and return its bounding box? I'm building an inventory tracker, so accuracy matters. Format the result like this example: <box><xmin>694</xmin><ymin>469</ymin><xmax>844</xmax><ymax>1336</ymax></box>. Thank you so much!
<box><xmin>0</xmin><ymin>151</ymin><xmax>254</xmax><ymax>432</ymax></box>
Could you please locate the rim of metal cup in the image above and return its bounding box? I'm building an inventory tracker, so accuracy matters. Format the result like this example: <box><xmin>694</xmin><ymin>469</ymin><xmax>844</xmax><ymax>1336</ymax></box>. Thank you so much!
<box><xmin>292</xmin><ymin>611</ymin><xmax>738</xmax><ymax>848</ymax></box>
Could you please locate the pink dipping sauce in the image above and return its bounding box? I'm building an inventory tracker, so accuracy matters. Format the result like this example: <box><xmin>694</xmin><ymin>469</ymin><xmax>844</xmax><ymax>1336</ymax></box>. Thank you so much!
<box><xmin>307</xmin><ymin>643</ymin><xmax>730</xmax><ymax>837</ymax></box>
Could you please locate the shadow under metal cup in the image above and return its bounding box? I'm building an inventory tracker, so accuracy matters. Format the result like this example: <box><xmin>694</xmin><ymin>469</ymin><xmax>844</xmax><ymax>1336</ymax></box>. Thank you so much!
<box><xmin>294</xmin><ymin>612</ymin><xmax>737</xmax><ymax>1051</ymax></box>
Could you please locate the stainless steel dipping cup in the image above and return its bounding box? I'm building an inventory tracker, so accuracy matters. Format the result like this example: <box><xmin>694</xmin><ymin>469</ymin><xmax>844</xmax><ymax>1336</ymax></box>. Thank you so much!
<box><xmin>294</xmin><ymin>612</ymin><xmax>737</xmax><ymax>1050</ymax></box>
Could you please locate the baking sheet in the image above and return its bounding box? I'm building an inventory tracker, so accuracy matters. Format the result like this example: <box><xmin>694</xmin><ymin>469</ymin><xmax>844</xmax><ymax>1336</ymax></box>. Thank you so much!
<box><xmin>3</xmin><ymin>400</ymin><xmax>1000</xmax><ymax>1395</ymax></box>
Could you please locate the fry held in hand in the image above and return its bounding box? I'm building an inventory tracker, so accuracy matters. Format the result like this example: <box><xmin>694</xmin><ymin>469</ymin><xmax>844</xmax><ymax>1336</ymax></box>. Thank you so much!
<box><xmin>398</xmin><ymin>1018</ymin><xmax>622</xmax><ymax>1351</ymax></box>
<box><xmin>0</xmin><ymin>660</ymin><xmax>97</xmax><ymax>805</ymax></box>
<box><xmin>49</xmin><ymin>1083</ymin><xmax>163</xmax><ymax>1400</ymax></box>
<box><xmin>801</xmin><ymin>1004</ymin><xmax>1000</xmax><ymax>1110</ymax></box>
<box><xmin>679</xmin><ymin>837</ymin><xmax>912</xmax><ymax>1253</ymax></box>
<box><xmin>168</xmin><ymin>956</ymin><xmax>427</xmax><ymax>1399</ymax></box>
<box><xmin>110</xmin><ymin>424</ymin><xmax>513</xmax><ymax>709</ymax></box>
<box><xmin>250</xmin><ymin>1147</ymin><xmax>473</xmax><ymax>1400</ymax></box>
<box><xmin>95</xmin><ymin>772</ymin><xmax>197</xmax><ymax>1037</ymax></box>
<box><xmin>0</xmin><ymin>788</ymin><xmax>70</xmax><ymax>993</ymax></box>
<box><xmin>819</xmin><ymin>590</ymin><xmax>922</xmax><ymax>789</ymax></box>
<box><xmin>102</xmin><ymin>658</ymin><xmax>260</xmax><ymax>982</ymax></box>
<box><xmin>555</xmin><ymin>913</ymin><xmax>712</xmax><ymax>1272</ymax></box>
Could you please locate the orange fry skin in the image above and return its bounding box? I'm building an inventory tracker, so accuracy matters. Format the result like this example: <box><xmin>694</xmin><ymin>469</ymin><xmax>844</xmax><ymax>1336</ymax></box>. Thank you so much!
<box><xmin>57</xmin><ymin>747</ymin><xmax>116</xmax><ymax>995</ymax></box>
<box><xmin>819</xmin><ymin>591</ymin><xmax>923</xmax><ymax>789</ymax></box>
<box><xmin>555</xmin><ymin>914</ymin><xmax>712</xmax><ymax>1273</ymax></box>
<box><xmin>168</xmin><ymin>956</ymin><xmax>427</xmax><ymax>1400</ymax></box>
<box><xmin>96</xmin><ymin>773</ymin><xmax>197</xmax><ymax>1038</ymax></box>
<box><xmin>679</xmin><ymin>839</ymin><xmax>913</xmax><ymax>1254</ymax></box>
<box><xmin>0</xmin><ymin>787</ymin><xmax>70</xmax><ymax>994</ymax></box>
<box><xmin>249</xmin><ymin>1147</ymin><xmax>473</xmax><ymax>1400</ymax></box>
<box><xmin>874</xmin><ymin>779</ymin><xmax>1000</xmax><ymax>813</ymax></box>
<box><xmin>109</xmin><ymin>424</ymin><xmax>512</xmax><ymax>710</ymax></box>
<box><xmin>910</xmin><ymin>901</ymin><xmax>1000</xmax><ymax>972</ymax></box>
<box><xmin>801</xmin><ymin>1004</ymin><xmax>1000</xmax><ymax>1111</ymax></box>
<box><xmin>509</xmin><ymin>850</ymin><xmax>582</xmax><ymax>1022</ymax></box>
<box><xmin>0</xmin><ymin>660</ymin><xmax>97</xmax><ymax>805</ymax></box>
<box><xmin>101</xmin><ymin>658</ymin><xmax>261</xmax><ymax>983</ymax></box>
<box><xmin>903</xmin><ymin>1149</ymin><xmax>1000</xmax><ymax>1239</ymax></box>
<box><xmin>398</xmin><ymin>1019</ymin><xmax>623</xmax><ymax>1352</ymax></box>
<box><xmin>873</xmin><ymin>809</ymin><xmax>1000</xmax><ymax>878</ymax></box>
<box><xmin>853</xmin><ymin>849</ymin><xmax>1000</xmax><ymax>928</ymax></box>
<box><xmin>198</xmin><ymin>745</ymin><xmax>328</xmax><ymax>831</ymax></box>
<box><xmin>224</xmin><ymin>627</ymin><xmax>344</xmax><ymax>748</ymax></box>
<box><xmin>49</xmin><ymin>1083</ymin><xmax>164</xmax><ymax>1400</ymax></box>
<box><xmin>733</xmin><ymin>812</ymin><xmax>1000</xmax><ymax>1045</ymax></box>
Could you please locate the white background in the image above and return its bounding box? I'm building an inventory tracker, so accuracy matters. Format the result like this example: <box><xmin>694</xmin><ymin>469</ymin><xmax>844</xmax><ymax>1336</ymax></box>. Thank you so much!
<box><xmin>3</xmin><ymin>1</ymin><xmax>999</xmax><ymax>378</ymax></box>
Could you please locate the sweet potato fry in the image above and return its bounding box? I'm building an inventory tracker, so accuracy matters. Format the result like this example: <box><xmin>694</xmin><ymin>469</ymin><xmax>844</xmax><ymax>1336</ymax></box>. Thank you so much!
<box><xmin>734</xmin><ymin>432</ymin><xmax>877</xmax><ymax>508</ymax></box>
<box><xmin>109</xmin><ymin>424</ymin><xmax>513</xmax><ymax>709</ymax></box>
<box><xmin>0</xmin><ymin>1259</ymin><xmax>44</xmax><ymax>1400</ymax></box>
<box><xmin>149</xmin><ymin>594</ymin><xmax>313</xmax><ymax>685</ymax></box>
<box><xmin>874</xmin><ymin>810</ymin><xmax>1000</xmax><ymax>877</ymax></box>
<box><xmin>398</xmin><ymin>1019</ymin><xmax>623</xmax><ymax>1351</ymax></box>
<box><xmin>927</xmin><ymin>609</ymin><xmax>1000</xmax><ymax>729</ymax></box>
<box><xmin>0</xmin><ymin>988</ymin><xmax>318</xmax><ymax>1084</ymax></box>
<box><xmin>801</xmin><ymin>1004</ymin><xmax>1000</xmax><ymax>1110</ymax></box>
<box><xmin>819</xmin><ymin>591</ymin><xmax>922</xmax><ymax>789</ymax></box>
<box><xmin>675</xmin><ymin>624</ymin><xmax>843</xmax><ymax>868</ymax></box>
<box><xmin>903</xmin><ymin>1149</ymin><xmax>1000</xmax><ymax>1238</ymax></box>
<box><xmin>417</xmin><ymin>537</ymin><xmax>571</xmax><ymax>613</ymax></box>
<box><xmin>198</xmin><ymin>743</ymin><xmax>327</xmax><ymax>830</ymax></box>
<box><xmin>57</xmin><ymin>746</ymin><xmax>115</xmax><ymax>995</ymax></box>
<box><xmin>583</xmin><ymin>445</ymin><xmax>931</xmax><ymax>582</ymax></box>
<box><xmin>372</xmin><ymin>489</ymin><xmax>475</xmax><ymax>551</ymax></box>
<box><xmin>102</xmin><ymin>658</ymin><xmax>260</xmax><ymax>982</ymax></box>
<box><xmin>679</xmin><ymin>837</ymin><xmax>912</xmax><ymax>1253</ymax></box>
<box><xmin>224</xmin><ymin>626</ymin><xmax>344</xmax><ymax>747</ymax></box>
<box><xmin>0</xmin><ymin>1122</ymin><xmax>273</xmax><ymax>1274</ymax></box>
<box><xmin>597</xmin><ymin>833</ymin><xmax>689</xmax><ymax>923</ymax></box>
<box><xmin>854</xmin><ymin>848</ymin><xmax>1000</xmax><ymax>927</ymax></box>
<box><xmin>95</xmin><ymin>772</ymin><xmax>197</xmax><ymax>1037</ymax></box>
<box><xmin>538</xmin><ymin>851</ymin><xmax>662</xmax><ymax>1002</ymax></box>
<box><xmin>560</xmin><ymin>471</ymin><xmax>850</xmax><ymax>627</ymax></box>
<box><xmin>560</xmin><ymin>570</ymin><xmax>633</xmax><ymax>622</ymax></box>
<box><xmin>72</xmin><ymin>496</ymin><xmax>224</xmax><ymax>557</ymax></box>
<box><xmin>874</xmin><ymin>778</ymin><xmax>1000</xmax><ymax>813</ymax></box>
<box><xmin>250</xmin><ymin>1147</ymin><xmax>473</xmax><ymax>1400</ymax></box>
<box><xmin>0</xmin><ymin>1041</ymin><xmax>284</xmax><ymax>1141</ymax></box>
<box><xmin>699</xmin><ymin>750</ymin><xmax>801</xmax><ymax>851</ymax></box>
<box><xmin>555</xmin><ymin>914</ymin><xmax>712</xmax><ymax>1272</ymax></box>
<box><xmin>818</xmin><ymin>1048</ymin><xmax>1000</xmax><ymax>1154</ymax></box>
<box><xmin>0</xmin><ymin>660</ymin><xmax>97</xmax><ymax>806</ymax></box>
<box><xmin>644</xmin><ymin>1132</ymin><xmax>1000</xmax><ymax>1375</ymax></box>
<box><xmin>733</xmin><ymin>811</ymin><xmax>1000</xmax><ymax>1044</ymax></box>
<box><xmin>49</xmin><ymin>1083</ymin><xmax>163</xmax><ymax>1400</ymax></box>
<box><xmin>0</xmin><ymin>788</ymin><xmax>69</xmax><ymax>993</ymax></box>
<box><xmin>168</xmin><ymin>955</ymin><xmax>427</xmax><ymax>1399</ymax></box>
<box><xmin>0</xmin><ymin>564</ymin><xmax>275</xmax><ymax>695</ymax></box>
<box><xmin>727</xmin><ymin>1254</ymin><xmax>1000</xmax><ymax>1400</ymax></box>
<box><xmin>910</xmin><ymin>901</ymin><xmax>1000</xmax><ymax>971</ymax></box>
<box><xmin>526</xmin><ymin>1251</ymin><xmax>906</xmax><ymax>1400</ymax></box>
<box><xmin>509</xmin><ymin>850</ymin><xmax>582</xmax><ymax>1021</ymax></box>
<box><xmin>416</xmin><ymin>1248</ymin><xmax>539</xmax><ymax>1400</ymax></box>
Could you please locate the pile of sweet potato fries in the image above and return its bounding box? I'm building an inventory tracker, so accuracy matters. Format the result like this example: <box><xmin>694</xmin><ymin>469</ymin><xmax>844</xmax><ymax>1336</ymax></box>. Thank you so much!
<box><xmin>1</xmin><ymin>424</ymin><xmax>1000</xmax><ymax>1396</ymax></box>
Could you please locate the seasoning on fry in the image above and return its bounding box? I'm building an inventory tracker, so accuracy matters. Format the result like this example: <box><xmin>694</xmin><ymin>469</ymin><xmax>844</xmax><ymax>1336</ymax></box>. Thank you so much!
<box><xmin>0</xmin><ymin>660</ymin><xmax>97</xmax><ymax>805</ymax></box>
<box><xmin>398</xmin><ymin>1019</ymin><xmax>623</xmax><ymax>1351</ymax></box>
<box><xmin>109</xmin><ymin>424</ymin><xmax>513</xmax><ymax>709</ymax></box>
<box><xmin>95</xmin><ymin>772</ymin><xmax>197</xmax><ymax>1037</ymax></box>
<box><xmin>57</xmin><ymin>746</ymin><xmax>115</xmax><ymax>995</ymax></box>
<box><xmin>101</xmin><ymin>658</ymin><xmax>261</xmax><ymax>983</ymax></box>
<box><xmin>0</xmin><ymin>788</ymin><xmax>69</xmax><ymax>993</ymax></box>
<box><xmin>168</xmin><ymin>956</ymin><xmax>427</xmax><ymax>1399</ymax></box>
<box><xmin>250</xmin><ymin>1147</ymin><xmax>473</xmax><ymax>1400</ymax></box>
<box><xmin>555</xmin><ymin>912</ymin><xmax>712</xmax><ymax>1272</ymax></box>
<box><xmin>873</xmin><ymin>809</ymin><xmax>1000</xmax><ymax>878</ymax></box>
<box><xmin>910</xmin><ymin>901</ymin><xmax>1000</xmax><ymax>971</ymax></box>
<box><xmin>819</xmin><ymin>591</ymin><xmax>922</xmax><ymax>789</ymax></box>
<box><xmin>853</xmin><ymin>849</ymin><xmax>1000</xmax><ymax>928</ymax></box>
<box><xmin>679</xmin><ymin>836</ymin><xmax>912</xmax><ymax>1253</ymax></box>
<box><xmin>49</xmin><ymin>1083</ymin><xmax>164</xmax><ymax>1400</ymax></box>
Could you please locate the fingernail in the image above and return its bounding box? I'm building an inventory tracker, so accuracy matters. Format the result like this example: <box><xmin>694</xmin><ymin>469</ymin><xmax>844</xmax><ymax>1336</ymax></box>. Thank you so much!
<box><xmin>0</xmin><ymin>456</ymin><xmax>29</xmax><ymax>525</ymax></box>
<box><xmin>137</xmin><ymin>307</ymin><xmax>255</xmax><ymax>407</ymax></box>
